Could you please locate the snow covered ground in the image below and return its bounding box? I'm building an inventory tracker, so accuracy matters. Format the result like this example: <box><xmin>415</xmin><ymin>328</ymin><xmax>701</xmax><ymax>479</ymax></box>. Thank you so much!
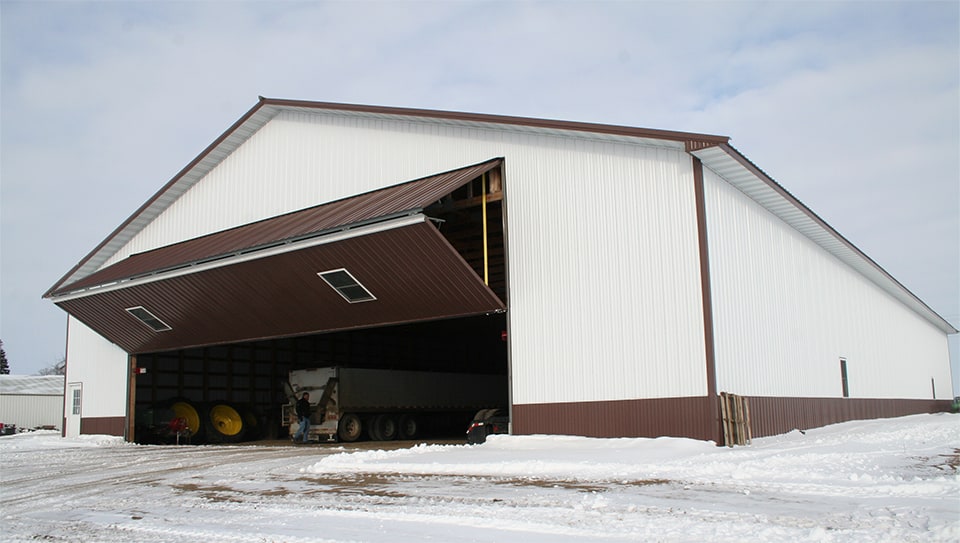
<box><xmin>1</xmin><ymin>413</ymin><xmax>957</xmax><ymax>542</ymax></box>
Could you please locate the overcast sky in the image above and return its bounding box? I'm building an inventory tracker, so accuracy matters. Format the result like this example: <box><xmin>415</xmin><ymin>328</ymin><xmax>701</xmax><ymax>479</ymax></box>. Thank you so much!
<box><xmin>1</xmin><ymin>1</ymin><xmax>957</xmax><ymax>390</ymax></box>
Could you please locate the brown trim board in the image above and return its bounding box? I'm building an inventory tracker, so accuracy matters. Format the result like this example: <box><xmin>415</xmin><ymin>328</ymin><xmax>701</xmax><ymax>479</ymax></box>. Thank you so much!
<box><xmin>691</xmin><ymin>156</ymin><xmax>720</xmax><ymax>444</ymax></box>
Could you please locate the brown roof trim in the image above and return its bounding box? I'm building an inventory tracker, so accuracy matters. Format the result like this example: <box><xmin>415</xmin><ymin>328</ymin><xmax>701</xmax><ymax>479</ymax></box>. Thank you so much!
<box><xmin>260</xmin><ymin>96</ymin><xmax>731</xmax><ymax>145</ymax></box>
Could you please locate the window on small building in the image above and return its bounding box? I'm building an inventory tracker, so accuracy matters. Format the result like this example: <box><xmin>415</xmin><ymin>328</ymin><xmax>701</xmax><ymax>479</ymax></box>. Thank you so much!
<box><xmin>72</xmin><ymin>388</ymin><xmax>81</xmax><ymax>415</ymax></box>
<box><xmin>318</xmin><ymin>269</ymin><xmax>376</xmax><ymax>303</ymax></box>
<box><xmin>840</xmin><ymin>358</ymin><xmax>849</xmax><ymax>398</ymax></box>
<box><xmin>126</xmin><ymin>306</ymin><xmax>172</xmax><ymax>332</ymax></box>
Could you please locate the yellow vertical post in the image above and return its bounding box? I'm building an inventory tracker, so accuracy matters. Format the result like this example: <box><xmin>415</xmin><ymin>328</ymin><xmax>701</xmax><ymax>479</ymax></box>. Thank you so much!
<box><xmin>482</xmin><ymin>172</ymin><xmax>489</xmax><ymax>285</ymax></box>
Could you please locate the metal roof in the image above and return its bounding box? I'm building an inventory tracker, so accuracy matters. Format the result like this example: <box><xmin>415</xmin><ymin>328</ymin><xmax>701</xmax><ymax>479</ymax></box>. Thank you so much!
<box><xmin>691</xmin><ymin>143</ymin><xmax>957</xmax><ymax>335</ymax></box>
<box><xmin>48</xmin><ymin>158</ymin><xmax>503</xmax><ymax>299</ymax></box>
<box><xmin>0</xmin><ymin>375</ymin><xmax>64</xmax><ymax>396</ymax></box>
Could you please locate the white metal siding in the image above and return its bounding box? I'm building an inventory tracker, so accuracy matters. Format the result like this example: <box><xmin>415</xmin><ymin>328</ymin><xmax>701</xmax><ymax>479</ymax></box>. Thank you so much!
<box><xmin>704</xmin><ymin>167</ymin><xmax>952</xmax><ymax>399</ymax></box>
<box><xmin>507</xmin><ymin>144</ymin><xmax>707</xmax><ymax>404</ymax></box>
<box><xmin>101</xmin><ymin>111</ymin><xmax>707</xmax><ymax>405</ymax></box>
<box><xmin>0</xmin><ymin>395</ymin><xmax>63</xmax><ymax>430</ymax></box>
<box><xmin>65</xmin><ymin>316</ymin><xmax>129</xmax><ymax>418</ymax></box>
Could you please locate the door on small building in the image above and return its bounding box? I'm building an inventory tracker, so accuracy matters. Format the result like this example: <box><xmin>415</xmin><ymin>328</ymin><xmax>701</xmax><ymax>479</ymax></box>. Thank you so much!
<box><xmin>66</xmin><ymin>382</ymin><xmax>82</xmax><ymax>437</ymax></box>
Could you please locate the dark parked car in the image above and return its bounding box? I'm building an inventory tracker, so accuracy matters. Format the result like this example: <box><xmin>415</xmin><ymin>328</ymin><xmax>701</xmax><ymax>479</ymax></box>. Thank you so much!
<box><xmin>466</xmin><ymin>408</ymin><xmax>508</xmax><ymax>444</ymax></box>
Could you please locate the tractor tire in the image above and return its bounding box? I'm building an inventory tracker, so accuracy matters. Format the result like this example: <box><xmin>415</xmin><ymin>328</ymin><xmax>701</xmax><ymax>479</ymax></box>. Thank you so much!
<box><xmin>170</xmin><ymin>399</ymin><xmax>205</xmax><ymax>442</ymax></box>
<box><xmin>206</xmin><ymin>402</ymin><xmax>246</xmax><ymax>443</ymax></box>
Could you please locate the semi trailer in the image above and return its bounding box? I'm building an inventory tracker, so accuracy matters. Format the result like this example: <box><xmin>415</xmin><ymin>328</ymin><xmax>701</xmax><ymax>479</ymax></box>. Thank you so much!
<box><xmin>283</xmin><ymin>367</ymin><xmax>507</xmax><ymax>442</ymax></box>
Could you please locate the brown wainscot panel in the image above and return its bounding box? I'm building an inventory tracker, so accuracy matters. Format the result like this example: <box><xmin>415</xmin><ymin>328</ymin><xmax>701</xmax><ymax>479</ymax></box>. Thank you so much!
<box><xmin>80</xmin><ymin>417</ymin><xmax>126</xmax><ymax>437</ymax></box>
<box><xmin>512</xmin><ymin>396</ymin><xmax>953</xmax><ymax>444</ymax></box>
<box><xmin>746</xmin><ymin>397</ymin><xmax>953</xmax><ymax>438</ymax></box>
<box><xmin>512</xmin><ymin>397</ymin><xmax>716</xmax><ymax>442</ymax></box>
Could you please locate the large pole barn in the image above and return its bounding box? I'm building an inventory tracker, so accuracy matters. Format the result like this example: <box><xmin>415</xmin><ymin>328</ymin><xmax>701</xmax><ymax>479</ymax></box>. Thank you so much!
<box><xmin>44</xmin><ymin>98</ymin><xmax>955</xmax><ymax>444</ymax></box>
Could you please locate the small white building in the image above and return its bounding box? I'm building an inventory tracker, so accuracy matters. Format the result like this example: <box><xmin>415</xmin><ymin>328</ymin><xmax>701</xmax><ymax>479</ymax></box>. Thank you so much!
<box><xmin>0</xmin><ymin>375</ymin><xmax>65</xmax><ymax>431</ymax></box>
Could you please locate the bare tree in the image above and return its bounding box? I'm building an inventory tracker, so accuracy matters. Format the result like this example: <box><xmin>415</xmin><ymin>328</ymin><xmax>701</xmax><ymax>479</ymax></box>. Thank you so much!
<box><xmin>37</xmin><ymin>357</ymin><xmax>66</xmax><ymax>376</ymax></box>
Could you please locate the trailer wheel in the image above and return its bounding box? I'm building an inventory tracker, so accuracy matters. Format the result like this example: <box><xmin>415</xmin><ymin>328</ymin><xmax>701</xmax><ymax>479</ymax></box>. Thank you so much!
<box><xmin>398</xmin><ymin>415</ymin><xmax>418</xmax><ymax>440</ymax></box>
<box><xmin>207</xmin><ymin>402</ymin><xmax>246</xmax><ymax>443</ymax></box>
<box><xmin>338</xmin><ymin>413</ymin><xmax>363</xmax><ymax>442</ymax></box>
<box><xmin>372</xmin><ymin>414</ymin><xmax>398</xmax><ymax>441</ymax></box>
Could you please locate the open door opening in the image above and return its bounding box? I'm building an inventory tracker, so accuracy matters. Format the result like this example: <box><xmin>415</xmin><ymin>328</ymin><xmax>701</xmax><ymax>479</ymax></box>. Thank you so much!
<box><xmin>128</xmin><ymin>160</ymin><xmax>510</xmax><ymax>444</ymax></box>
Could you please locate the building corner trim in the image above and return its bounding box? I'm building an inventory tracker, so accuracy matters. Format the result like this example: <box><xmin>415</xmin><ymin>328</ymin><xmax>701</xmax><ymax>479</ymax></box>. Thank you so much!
<box><xmin>692</xmin><ymin>156</ymin><xmax>721</xmax><ymax>443</ymax></box>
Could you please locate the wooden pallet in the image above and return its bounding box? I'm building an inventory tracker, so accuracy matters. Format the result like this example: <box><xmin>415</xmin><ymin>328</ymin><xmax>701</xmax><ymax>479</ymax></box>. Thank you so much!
<box><xmin>720</xmin><ymin>392</ymin><xmax>752</xmax><ymax>447</ymax></box>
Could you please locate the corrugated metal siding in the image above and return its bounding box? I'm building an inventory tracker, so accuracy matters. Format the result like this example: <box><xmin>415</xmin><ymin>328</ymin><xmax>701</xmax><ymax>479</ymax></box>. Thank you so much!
<box><xmin>507</xmin><ymin>142</ymin><xmax>707</xmax><ymax>404</ymax></box>
<box><xmin>79</xmin><ymin>416</ymin><xmax>125</xmax><ymax>437</ymax></box>
<box><xmin>703</xmin><ymin>167</ymin><xmax>953</xmax><ymax>399</ymax></box>
<box><xmin>513</xmin><ymin>397</ymin><xmax>715</xmax><ymax>441</ymax></box>
<box><xmin>513</xmin><ymin>395</ymin><xmax>951</xmax><ymax>441</ymax></box>
<box><xmin>692</xmin><ymin>145</ymin><xmax>954</xmax><ymax>335</ymax></box>
<box><xmin>65</xmin><ymin>317</ymin><xmax>129</xmax><ymax>419</ymax></box>
<box><xmin>0</xmin><ymin>396</ymin><xmax>64</xmax><ymax>429</ymax></box>
<box><xmin>50</xmin><ymin>97</ymin><xmax>727</xmax><ymax>296</ymax></box>
<box><xmin>101</xmin><ymin>113</ymin><xmax>510</xmax><ymax>268</ymax></box>
<box><xmin>86</xmin><ymin>110</ymin><xmax>704</xmax><ymax>405</ymax></box>
<box><xmin>746</xmin><ymin>396</ymin><xmax>951</xmax><ymax>438</ymax></box>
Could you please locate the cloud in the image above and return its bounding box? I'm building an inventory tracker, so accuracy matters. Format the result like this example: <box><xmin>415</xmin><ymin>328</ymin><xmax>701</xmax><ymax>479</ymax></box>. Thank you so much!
<box><xmin>1</xmin><ymin>0</ymin><xmax>957</xmax><ymax>379</ymax></box>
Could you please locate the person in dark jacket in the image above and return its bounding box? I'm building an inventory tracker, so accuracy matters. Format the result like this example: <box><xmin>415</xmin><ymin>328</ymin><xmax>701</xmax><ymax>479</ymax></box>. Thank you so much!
<box><xmin>292</xmin><ymin>392</ymin><xmax>311</xmax><ymax>444</ymax></box>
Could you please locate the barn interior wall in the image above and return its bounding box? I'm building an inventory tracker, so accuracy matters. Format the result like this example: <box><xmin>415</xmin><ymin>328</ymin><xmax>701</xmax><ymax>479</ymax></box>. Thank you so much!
<box><xmin>703</xmin><ymin>167</ymin><xmax>953</xmax><ymax>399</ymax></box>
<box><xmin>133</xmin><ymin>314</ymin><xmax>508</xmax><ymax>438</ymax></box>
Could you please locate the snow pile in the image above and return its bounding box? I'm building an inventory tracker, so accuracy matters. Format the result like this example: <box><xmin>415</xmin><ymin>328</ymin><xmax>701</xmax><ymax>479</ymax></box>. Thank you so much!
<box><xmin>307</xmin><ymin>434</ymin><xmax>717</xmax><ymax>481</ymax></box>
<box><xmin>0</xmin><ymin>429</ymin><xmax>127</xmax><ymax>450</ymax></box>
<box><xmin>307</xmin><ymin>415</ymin><xmax>959</xmax><ymax>496</ymax></box>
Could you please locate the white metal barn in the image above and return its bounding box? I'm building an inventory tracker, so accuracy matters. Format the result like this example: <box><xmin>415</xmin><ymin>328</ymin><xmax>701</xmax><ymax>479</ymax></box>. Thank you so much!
<box><xmin>0</xmin><ymin>375</ymin><xmax>65</xmax><ymax>431</ymax></box>
<box><xmin>44</xmin><ymin>98</ymin><xmax>956</xmax><ymax>444</ymax></box>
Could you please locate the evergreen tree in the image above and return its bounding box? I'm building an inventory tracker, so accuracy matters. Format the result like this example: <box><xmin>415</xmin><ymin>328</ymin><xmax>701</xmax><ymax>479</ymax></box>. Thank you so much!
<box><xmin>0</xmin><ymin>340</ymin><xmax>10</xmax><ymax>375</ymax></box>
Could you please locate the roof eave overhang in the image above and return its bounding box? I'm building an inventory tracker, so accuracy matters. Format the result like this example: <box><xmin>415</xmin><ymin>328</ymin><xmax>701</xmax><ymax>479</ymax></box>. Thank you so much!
<box><xmin>691</xmin><ymin>143</ymin><xmax>957</xmax><ymax>335</ymax></box>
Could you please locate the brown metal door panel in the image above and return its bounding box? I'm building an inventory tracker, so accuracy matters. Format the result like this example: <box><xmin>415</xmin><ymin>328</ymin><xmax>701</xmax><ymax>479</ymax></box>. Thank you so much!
<box><xmin>57</xmin><ymin>222</ymin><xmax>505</xmax><ymax>353</ymax></box>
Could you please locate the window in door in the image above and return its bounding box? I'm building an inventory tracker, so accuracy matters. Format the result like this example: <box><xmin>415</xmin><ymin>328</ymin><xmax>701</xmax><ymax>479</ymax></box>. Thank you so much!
<box><xmin>72</xmin><ymin>387</ymin><xmax>82</xmax><ymax>415</ymax></box>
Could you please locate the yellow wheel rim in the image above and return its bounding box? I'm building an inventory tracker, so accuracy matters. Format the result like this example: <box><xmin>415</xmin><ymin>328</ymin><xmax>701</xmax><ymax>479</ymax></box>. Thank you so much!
<box><xmin>171</xmin><ymin>402</ymin><xmax>201</xmax><ymax>437</ymax></box>
<box><xmin>209</xmin><ymin>404</ymin><xmax>243</xmax><ymax>436</ymax></box>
